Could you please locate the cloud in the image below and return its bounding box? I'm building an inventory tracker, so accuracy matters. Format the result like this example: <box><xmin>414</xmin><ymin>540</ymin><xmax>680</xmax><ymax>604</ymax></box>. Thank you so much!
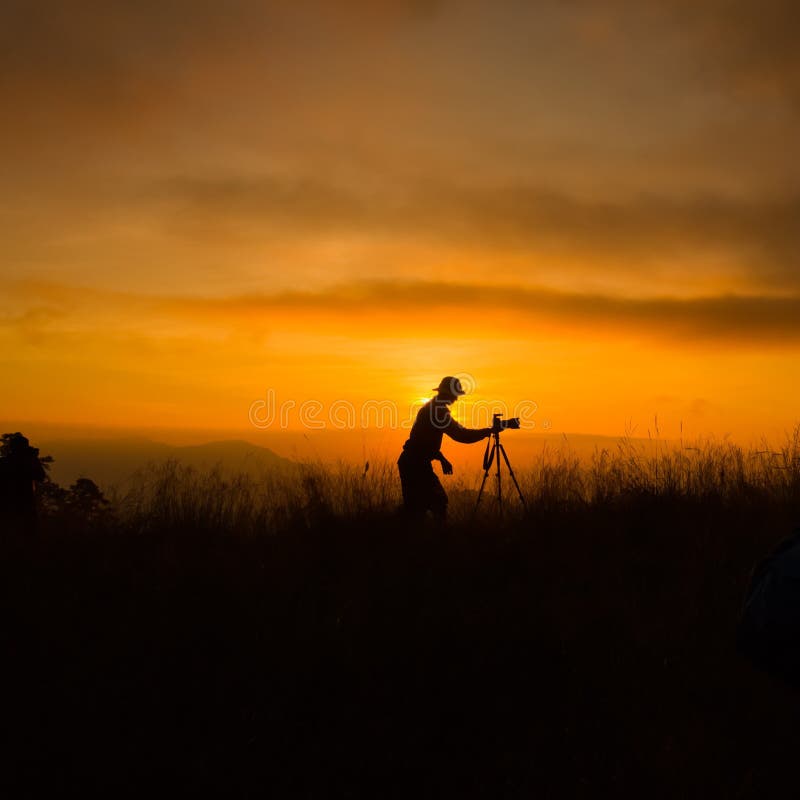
<box><xmin>0</xmin><ymin>0</ymin><xmax>444</xmax><ymax>164</ymax></box>
<box><xmin>148</xmin><ymin>174</ymin><xmax>800</xmax><ymax>289</ymax></box>
<box><xmin>2</xmin><ymin>0</ymin><xmax>799</xmax><ymax>299</ymax></box>
<box><xmin>178</xmin><ymin>280</ymin><xmax>800</xmax><ymax>344</ymax></box>
<box><xmin>665</xmin><ymin>0</ymin><xmax>800</xmax><ymax>104</ymax></box>
<box><xmin>4</xmin><ymin>171</ymin><xmax>799</xmax><ymax>297</ymax></box>
<box><xmin>0</xmin><ymin>1</ymin><xmax>442</xmax><ymax>106</ymax></box>
<box><xmin>566</xmin><ymin>0</ymin><xmax>800</xmax><ymax>105</ymax></box>
<box><xmin>8</xmin><ymin>279</ymin><xmax>799</xmax><ymax>346</ymax></box>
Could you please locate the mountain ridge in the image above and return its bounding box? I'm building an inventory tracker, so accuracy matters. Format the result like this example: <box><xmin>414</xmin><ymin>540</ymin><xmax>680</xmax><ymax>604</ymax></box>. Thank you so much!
<box><xmin>30</xmin><ymin>437</ymin><xmax>293</xmax><ymax>490</ymax></box>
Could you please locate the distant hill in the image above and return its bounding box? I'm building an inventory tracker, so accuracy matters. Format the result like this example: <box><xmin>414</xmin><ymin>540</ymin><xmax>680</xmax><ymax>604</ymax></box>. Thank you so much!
<box><xmin>33</xmin><ymin>438</ymin><xmax>293</xmax><ymax>490</ymax></box>
<box><xmin>4</xmin><ymin>422</ymin><xmax>683</xmax><ymax>491</ymax></box>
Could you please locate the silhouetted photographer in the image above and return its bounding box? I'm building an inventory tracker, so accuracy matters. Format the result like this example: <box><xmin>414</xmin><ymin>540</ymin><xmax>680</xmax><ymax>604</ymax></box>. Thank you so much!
<box><xmin>398</xmin><ymin>376</ymin><xmax>520</xmax><ymax>524</ymax></box>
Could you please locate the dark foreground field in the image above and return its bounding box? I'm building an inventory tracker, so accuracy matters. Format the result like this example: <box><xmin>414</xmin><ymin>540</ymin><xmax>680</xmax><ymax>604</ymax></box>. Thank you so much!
<box><xmin>0</xmin><ymin>428</ymin><xmax>800</xmax><ymax>798</ymax></box>
<box><xmin>4</xmin><ymin>436</ymin><xmax>800</xmax><ymax>797</ymax></box>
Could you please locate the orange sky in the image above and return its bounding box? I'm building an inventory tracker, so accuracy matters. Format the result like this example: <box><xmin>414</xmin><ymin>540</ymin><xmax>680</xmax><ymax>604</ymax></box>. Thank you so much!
<box><xmin>2</xmin><ymin>0</ymin><xmax>799</xmax><ymax>455</ymax></box>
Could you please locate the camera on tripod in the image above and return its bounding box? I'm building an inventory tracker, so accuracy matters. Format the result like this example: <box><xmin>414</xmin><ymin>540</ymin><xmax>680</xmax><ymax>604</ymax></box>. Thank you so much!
<box><xmin>476</xmin><ymin>413</ymin><xmax>526</xmax><ymax>515</ymax></box>
<box><xmin>491</xmin><ymin>413</ymin><xmax>521</xmax><ymax>433</ymax></box>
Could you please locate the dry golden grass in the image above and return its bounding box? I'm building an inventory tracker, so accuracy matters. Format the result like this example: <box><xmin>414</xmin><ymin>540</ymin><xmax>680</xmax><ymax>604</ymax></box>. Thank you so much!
<box><xmin>111</xmin><ymin>425</ymin><xmax>800</xmax><ymax>534</ymax></box>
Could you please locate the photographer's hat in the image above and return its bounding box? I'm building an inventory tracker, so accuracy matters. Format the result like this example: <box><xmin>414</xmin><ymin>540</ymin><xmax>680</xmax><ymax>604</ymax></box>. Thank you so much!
<box><xmin>433</xmin><ymin>376</ymin><xmax>466</xmax><ymax>397</ymax></box>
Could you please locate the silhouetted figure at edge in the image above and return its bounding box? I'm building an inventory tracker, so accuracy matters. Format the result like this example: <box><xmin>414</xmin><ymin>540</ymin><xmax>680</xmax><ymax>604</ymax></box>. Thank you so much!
<box><xmin>0</xmin><ymin>432</ymin><xmax>46</xmax><ymax>535</ymax></box>
<box><xmin>397</xmin><ymin>376</ymin><xmax>492</xmax><ymax>525</ymax></box>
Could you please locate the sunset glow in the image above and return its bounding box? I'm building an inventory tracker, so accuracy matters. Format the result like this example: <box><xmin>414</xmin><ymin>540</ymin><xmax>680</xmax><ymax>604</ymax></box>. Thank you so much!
<box><xmin>2</xmin><ymin>1</ymin><xmax>798</xmax><ymax>456</ymax></box>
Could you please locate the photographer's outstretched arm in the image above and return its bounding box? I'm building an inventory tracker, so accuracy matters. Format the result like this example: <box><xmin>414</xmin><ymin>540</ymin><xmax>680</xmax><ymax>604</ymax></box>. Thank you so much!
<box><xmin>445</xmin><ymin>418</ymin><xmax>492</xmax><ymax>444</ymax></box>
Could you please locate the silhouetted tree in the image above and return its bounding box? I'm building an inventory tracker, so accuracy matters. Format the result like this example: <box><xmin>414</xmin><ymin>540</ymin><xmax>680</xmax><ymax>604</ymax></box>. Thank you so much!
<box><xmin>38</xmin><ymin>479</ymin><xmax>68</xmax><ymax>519</ymax></box>
<box><xmin>0</xmin><ymin>432</ymin><xmax>50</xmax><ymax>534</ymax></box>
<box><xmin>66</xmin><ymin>478</ymin><xmax>111</xmax><ymax>525</ymax></box>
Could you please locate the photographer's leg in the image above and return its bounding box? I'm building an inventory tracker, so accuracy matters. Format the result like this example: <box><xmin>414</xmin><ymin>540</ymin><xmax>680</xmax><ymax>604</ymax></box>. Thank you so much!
<box><xmin>429</xmin><ymin>474</ymin><xmax>448</xmax><ymax>526</ymax></box>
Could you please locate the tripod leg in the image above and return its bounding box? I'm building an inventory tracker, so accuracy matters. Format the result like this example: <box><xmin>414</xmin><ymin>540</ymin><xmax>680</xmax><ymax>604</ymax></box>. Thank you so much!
<box><xmin>496</xmin><ymin>438</ymin><xmax>503</xmax><ymax>516</ymax></box>
<box><xmin>474</xmin><ymin>444</ymin><xmax>496</xmax><ymax>514</ymax></box>
<box><xmin>498</xmin><ymin>443</ymin><xmax>527</xmax><ymax>509</ymax></box>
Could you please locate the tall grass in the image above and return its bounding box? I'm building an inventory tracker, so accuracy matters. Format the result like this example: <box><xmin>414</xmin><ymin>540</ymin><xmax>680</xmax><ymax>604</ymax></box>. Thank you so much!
<box><xmin>13</xmin><ymin>425</ymin><xmax>800</xmax><ymax>796</ymax></box>
<box><xmin>110</xmin><ymin>425</ymin><xmax>800</xmax><ymax>535</ymax></box>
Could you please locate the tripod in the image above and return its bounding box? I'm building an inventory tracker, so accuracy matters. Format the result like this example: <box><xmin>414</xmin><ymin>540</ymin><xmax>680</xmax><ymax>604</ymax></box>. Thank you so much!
<box><xmin>474</xmin><ymin>422</ymin><xmax>527</xmax><ymax>515</ymax></box>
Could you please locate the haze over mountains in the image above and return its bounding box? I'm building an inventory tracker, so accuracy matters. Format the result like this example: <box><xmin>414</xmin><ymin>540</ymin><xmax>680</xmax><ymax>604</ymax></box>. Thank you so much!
<box><xmin>18</xmin><ymin>437</ymin><xmax>292</xmax><ymax>490</ymax></box>
<box><xmin>3</xmin><ymin>421</ymin><xmax>679</xmax><ymax>490</ymax></box>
